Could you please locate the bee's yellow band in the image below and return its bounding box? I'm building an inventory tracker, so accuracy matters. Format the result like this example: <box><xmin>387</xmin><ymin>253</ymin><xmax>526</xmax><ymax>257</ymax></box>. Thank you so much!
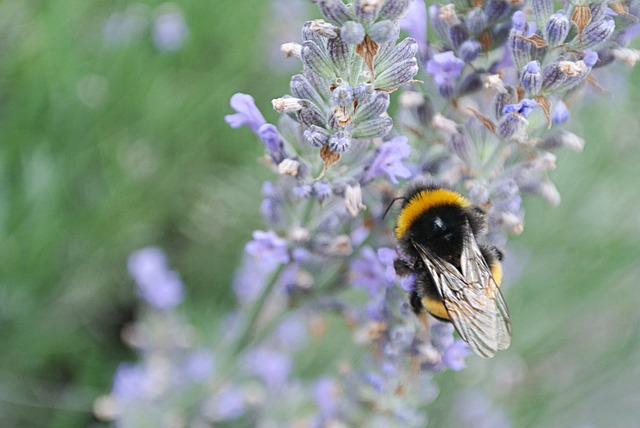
<box><xmin>421</xmin><ymin>296</ymin><xmax>450</xmax><ymax>320</ymax></box>
<box><xmin>490</xmin><ymin>261</ymin><xmax>503</xmax><ymax>287</ymax></box>
<box><xmin>395</xmin><ymin>189</ymin><xmax>470</xmax><ymax>239</ymax></box>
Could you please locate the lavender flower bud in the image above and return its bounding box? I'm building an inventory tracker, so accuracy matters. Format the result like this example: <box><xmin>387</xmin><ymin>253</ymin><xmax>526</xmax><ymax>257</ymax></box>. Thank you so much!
<box><xmin>354</xmin><ymin>0</ymin><xmax>384</xmax><ymax>25</ymax></box>
<box><xmin>493</xmin><ymin>85</ymin><xmax>517</xmax><ymax>119</ymax></box>
<box><xmin>316</xmin><ymin>0</ymin><xmax>353</xmax><ymax>26</ymax></box>
<box><xmin>612</xmin><ymin>47</ymin><xmax>640</xmax><ymax>66</ymax></box>
<box><xmin>327</xmin><ymin>37</ymin><xmax>351</xmax><ymax>71</ymax></box>
<box><xmin>583</xmin><ymin>50</ymin><xmax>599</xmax><ymax>67</ymax></box>
<box><xmin>304</xmin><ymin>125</ymin><xmax>331</xmax><ymax>147</ymax></box>
<box><xmin>301</xmin><ymin>41</ymin><xmax>336</xmax><ymax>80</ymax></box>
<box><xmin>313</xmin><ymin>180</ymin><xmax>333</xmax><ymax>201</ymax></box>
<box><xmin>375</xmin><ymin>58</ymin><xmax>419</xmax><ymax>90</ymax></box>
<box><xmin>354</xmin><ymin>82</ymin><xmax>374</xmax><ymax>103</ymax></box>
<box><xmin>498</xmin><ymin>115</ymin><xmax>523</xmax><ymax>139</ymax></box>
<box><xmin>297</xmin><ymin>99</ymin><xmax>327</xmax><ymax>127</ymax></box>
<box><xmin>589</xmin><ymin>0</ymin><xmax>608</xmax><ymax>23</ymax></box>
<box><xmin>551</xmin><ymin>99</ymin><xmax>569</xmax><ymax>124</ymax></box>
<box><xmin>468</xmin><ymin>181</ymin><xmax>490</xmax><ymax>204</ymax></box>
<box><xmin>438</xmin><ymin>82</ymin><xmax>455</xmax><ymax>99</ymax></box>
<box><xmin>484</xmin><ymin>0</ymin><xmax>509</xmax><ymax>22</ymax></box>
<box><xmin>456</xmin><ymin>70</ymin><xmax>484</xmax><ymax>96</ymax></box>
<box><xmin>458</xmin><ymin>39</ymin><xmax>482</xmax><ymax>62</ymax></box>
<box><xmin>379</xmin><ymin>0</ymin><xmax>411</xmax><ymax>21</ymax></box>
<box><xmin>309</xmin><ymin>19</ymin><xmax>339</xmax><ymax>39</ymax></box>
<box><xmin>340</xmin><ymin>21</ymin><xmax>366</xmax><ymax>45</ymax></box>
<box><xmin>448</xmin><ymin>23</ymin><xmax>469</xmax><ymax>50</ymax></box>
<box><xmin>368</xmin><ymin>20</ymin><xmax>397</xmax><ymax>44</ymax></box>
<box><xmin>302</xmin><ymin>21</ymin><xmax>324</xmax><ymax>44</ymax></box>
<box><xmin>375</xmin><ymin>37</ymin><xmax>418</xmax><ymax>72</ymax></box>
<box><xmin>278</xmin><ymin>158</ymin><xmax>300</xmax><ymax>176</ymax></box>
<box><xmin>290</xmin><ymin>74</ymin><xmax>325</xmax><ymax>109</ymax></box>
<box><xmin>498</xmin><ymin>99</ymin><xmax>536</xmax><ymax>139</ymax></box>
<box><xmin>304</xmin><ymin>69</ymin><xmax>333</xmax><ymax>101</ymax></box>
<box><xmin>333</xmin><ymin>83</ymin><xmax>354</xmax><ymax>107</ymax></box>
<box><xmin>520</xmin><ymin>60</ymin><xmax>542</xmax><ymax>95</ymax></box>
<box><xmin>544</xmin><ymin>11</ymin><xmax>570</xmax><ymax>47</ymax></box>
<box><xmin>492</xmin><ymin>178</ymin><xmax>519</xmax><ymax>202</ymax></box>
<box><xmin>328</xmin><ymin>131</ymin><xmax>352</xmax><ymax>152</ymax></box>
<box><xmin>258</xmin><ymin>124</ymin><xmax>284</xmax><ymax>156</ymax></box>
<box><xmin>539</xmin><ymin>130</ymin><xmax>584</xmax><ymax>151</ymax></box>
<box><xmin>581</xmin><ymin>17</ymin><xmax>615</xmax><ymax>49</ymax></box>
<box><xmin>272</xmin><ymin>97</ymin><xmax>303</xmax><ymax>113</ymax></box>
<box><xmin>345</xmin><ymin>182</ymin><xmax>365</xmax><ymax>217</ymax></box>
<box><xmin>509</xmin><ymin>12</ymin><xmax>533</xmax><ymax>69</ymax></box>
<box><xmin>429</xmin><ymin>5</ymin><xmax>448</xmax><ymax>41</ymax></box>
<box><xmin>281</xmin><ymin>42</ymin><xmax>302</xmax><ymax>59</ymax></box>
<box><xmin>351</xmin><ymin>116</ymin><xmax>393</xmax><ymax>138</ymax></box>
<box><xmin>466</xmin><ymin>8</ymin><xmax>487</xmax><ymax>35</ymax></box>
<box><xmin>354</xmin><ymin>91</ymin><xmax>390</xmax><ymax>122</ymax></box>
<box><xmin>511</xmin><ymin>10</ymin><xmax>526</xmax><ymax>32</ymax></box>
<box><xmin>293</xmin><ymin>183</ymin><xmax>313</xmax><ymax>199</ymax></box>
<box><xmin>447</xmin><ymin>132</ymin><xmax>474</xmax><ymax>164</ymax></box>
<box><xmin>531</xmin><ymin>0</ymin><xmax>553</xmax><ymax>28</ymax></box>
<box><xmin>541</xmin><ymin>62</ymin><xmax>567</xmax><ymax>92</ymax></box>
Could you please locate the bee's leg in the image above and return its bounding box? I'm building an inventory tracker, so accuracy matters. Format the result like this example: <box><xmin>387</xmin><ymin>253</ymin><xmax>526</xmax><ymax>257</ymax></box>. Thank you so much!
<box><xmin>417</xmin><ymin>310</ymin><xmax>431</xmax><ymax>344</ymax></box>
<box><xmin>394</xmin><ymin>258</ymin><xmax>413</xmax><ymax>277</ymax></box>
<box><xmin>409</xmin><ymin>290</ymin><xmax>431</xmax><ymax>342</ymax></box>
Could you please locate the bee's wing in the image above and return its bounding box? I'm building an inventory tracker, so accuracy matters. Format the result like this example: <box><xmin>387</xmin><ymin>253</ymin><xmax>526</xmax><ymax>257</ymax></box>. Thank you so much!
<box><xmin>413</xmin><ymin>225</ymin><xmax>511</xmax><ymax>358</ymax></box>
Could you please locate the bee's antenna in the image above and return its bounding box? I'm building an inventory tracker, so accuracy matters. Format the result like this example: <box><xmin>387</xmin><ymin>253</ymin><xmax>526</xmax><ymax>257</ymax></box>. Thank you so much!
<box><xmin>383</xmin><ymin>197</ymin><xmax>407</xmax><ymax>220</ymax></box>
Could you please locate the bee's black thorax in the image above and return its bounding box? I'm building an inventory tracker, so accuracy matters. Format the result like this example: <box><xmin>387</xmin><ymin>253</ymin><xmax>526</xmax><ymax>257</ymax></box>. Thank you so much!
<box><xmin>408</xmin><ymin>204</ymin><xmax>467</xmax><ymax>265</ymax></box>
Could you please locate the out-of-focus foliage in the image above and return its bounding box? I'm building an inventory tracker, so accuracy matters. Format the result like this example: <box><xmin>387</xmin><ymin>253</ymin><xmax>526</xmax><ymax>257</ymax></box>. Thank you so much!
<box><xmin>0</xmin><ymin>1</ymin><xmax>295</xmax><ymax>426</ymax></box>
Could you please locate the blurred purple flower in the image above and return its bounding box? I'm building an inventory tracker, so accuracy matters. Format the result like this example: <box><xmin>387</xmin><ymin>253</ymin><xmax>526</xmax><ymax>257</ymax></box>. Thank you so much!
<box><xmin>224</xmin><ymin>93</ymin><xmax>267</xmax><ymax>134</ymax></box>
<box><xmin>400</xmin><ymin>0</ymin><xmax>427</xmax><ymax>59</ymax></box>
<box><xmin>351</xmin><ymin>247</ymin><xmax>387</xmax><ymax>296</ymax></box>
<box><xmin>127</xmin><ymin>247</ymin><xmax>185</xmax><ymax>309</ymax></box>
<box><xmin>152</xmin><ymin>4</ymin><xmax>188</xmax><ymax>51</ymax></box>
<box><xmin>377</xmin><ymin>247</ymin><xmax>398</xmax><ymax>283</ymax></box>
<box><xmin>111</xmin><ymin>363</ymin><xmax>147</xmax><ymax>402</ymax></box>
<box><xmin>441</xmin><ymin>340</ymin><xmax>471</xmax><ymax>371</ymax></box>
<box><xmin>367</xmin><ymin>136</ymin><xmax>412</xmax><ymax>184</ymax></box>
<box><xmin>232</xmin><ymin>253</ymin><xmax>271</xmax><ymax>305</ymax></box>
<box><xmin>206</xmin><ymin>385</ymin><xmax>246</xmax><ymax>421</ymax></box>
<box><xmin>366</xmin><ymin>293</ymin><xmax>391</xmax><ymax>321</ymax></box>
<box><xmin>274</xmin><ymin>313</ymin><xmax>307</xmax><ymax>351</ymax></box>
<box><xmin>313</xmin><ymin>377</ymin><xmax>338</xmax><ymax>422</ymax></box>
<box><xmin>552</xmin><ymin>100</ymin><xmax>569</xmax><ymax>124</ymax></box>
<box><xmin>426</xmin><ymin>51</ymin><xmax>465</xmax><ymax>86</ymax></box>
<box><xmin>245</xmin><ymin>230</ymin><xmax>290</xmax><ymax>269</ymax></box>
<box><xmin>242</xmin><ymin>347</ymin><xmax>292</xmax><ymax>390</ymax></box>
<box><xmin>583</xmin><ymin>50</ymin><xmax>599</xmax><ymax>68</ymax></box>
<box><xmin>181</xmin><ymin>349</ymin><xmax>215</xmax><ymax>383</ymax></box>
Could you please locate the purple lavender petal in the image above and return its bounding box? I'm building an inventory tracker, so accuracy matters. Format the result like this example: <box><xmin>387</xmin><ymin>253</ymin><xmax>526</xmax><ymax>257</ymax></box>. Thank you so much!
<box><xmin>224</xmin><ymin>93</ymin><xmax>267</xmax><ymax>134</ymax></box>
<box><xmin>367</xmin><ymin>136</ymin><xmax>412</xmax><ymax>184</ymax></box>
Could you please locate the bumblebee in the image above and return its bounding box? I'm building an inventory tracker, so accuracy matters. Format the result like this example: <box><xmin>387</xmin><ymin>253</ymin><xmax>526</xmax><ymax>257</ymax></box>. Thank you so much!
<box><xmin>393</xmin><ymin>181</ymin><xmax>511</xmax><ymax>358</ymax></box>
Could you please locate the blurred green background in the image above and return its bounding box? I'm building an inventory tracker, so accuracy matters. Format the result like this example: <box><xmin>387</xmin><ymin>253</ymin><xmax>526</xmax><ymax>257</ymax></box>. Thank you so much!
<box><xmin>1</xmin><ymin>1</ymin><xmax>639</xmax><ymax>427</ymax></box>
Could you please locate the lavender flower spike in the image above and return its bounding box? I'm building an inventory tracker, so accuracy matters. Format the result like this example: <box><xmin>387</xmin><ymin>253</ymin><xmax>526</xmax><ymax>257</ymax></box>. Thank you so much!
<box><xmin>224</xmin><ymin>93</ymin><xmax>267</xmax><ymax>134</ymax></box>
